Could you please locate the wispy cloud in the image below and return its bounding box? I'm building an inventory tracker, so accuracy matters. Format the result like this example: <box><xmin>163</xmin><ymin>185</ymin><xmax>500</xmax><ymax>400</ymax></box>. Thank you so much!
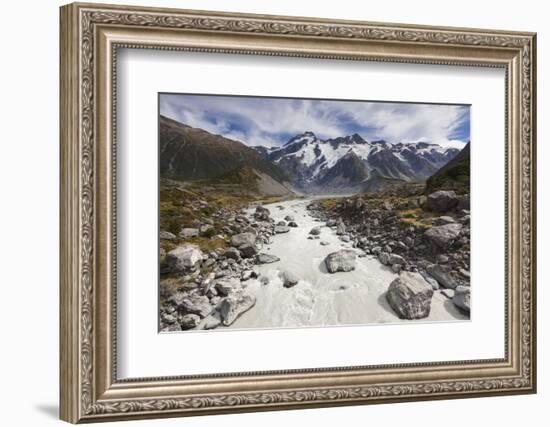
<box><xmin>160</xmin><ymin>94</ymin><xmax>470</xmax><ymax>148</ymax></box>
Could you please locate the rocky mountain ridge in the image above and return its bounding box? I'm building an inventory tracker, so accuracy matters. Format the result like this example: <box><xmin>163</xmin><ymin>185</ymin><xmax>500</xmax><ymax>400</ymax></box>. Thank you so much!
<box><xmin>254</xmin><ymin>131</ymin><xmax>462</xmax><ymax>193</ymax></box>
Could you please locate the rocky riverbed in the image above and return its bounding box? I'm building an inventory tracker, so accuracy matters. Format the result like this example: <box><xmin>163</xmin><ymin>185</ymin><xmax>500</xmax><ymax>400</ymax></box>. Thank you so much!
<box><xmin>159</xmin><ymin>189</ymin><xmax>470</xmax><ymax>332</ymax></box>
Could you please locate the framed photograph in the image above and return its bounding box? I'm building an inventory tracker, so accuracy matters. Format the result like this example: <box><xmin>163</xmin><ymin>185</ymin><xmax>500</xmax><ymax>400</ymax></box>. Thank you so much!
<box><xmin>60</xmin><ymin>2</ymin><xmax>537</xmax><ymax>423</ymax></box>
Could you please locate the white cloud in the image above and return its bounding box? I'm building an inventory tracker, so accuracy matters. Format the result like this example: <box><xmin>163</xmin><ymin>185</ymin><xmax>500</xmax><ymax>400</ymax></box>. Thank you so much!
<box><xmin>160</xmin><ymin>94</ymin><xmax>469</xmax><ymax>148</ymax></box>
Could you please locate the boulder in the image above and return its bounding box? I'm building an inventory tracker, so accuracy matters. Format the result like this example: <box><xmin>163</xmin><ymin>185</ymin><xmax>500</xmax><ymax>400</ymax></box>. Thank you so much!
<box><xmin>160</xmin><ymin>230</ymin><xmax>176</xmax><ymax>241</ymax></box>
<box><xmin>326</xmin><ymin>219</ymin><xmax>337</xmax><ymax>227</ymax></box>
<box><xmin>282</xmin><ymin>271</ymin><xmax>300</xmax><ymax>288</ymax></box>
<box><xmin>179</xmin><ymin>313</ymin><xmax>201</xmax><ymax>330</ymax></box>
<box><xmin>274</xmin><ymin>225</ymin><xmax>290</xmax><ymax>234</ymax></box>
<box><xmin>161</xmin><ymin>324</ymin><xmax>181</xmax><ymax>332</ymax></box>
<box><xmin>256</xmin><ymin>253</ymin><xmax>280</xmax><ymax>264</ymax></box>
<box><xmin>378</xmin><ymin>251</ymin><xmax>390</xmax><ymax>265</ymax></box>
<box><xmin>254</xmin><ymin>206</ymin><xmax>270</xmax><ymax>221</ymax></box>
<box><xmin>238</xmin><ymin>243</ymin><xmax>258</xmax><ymax>258</ymax></box>
<box><xmin>440</xmin><ymin>288</ymin><xmax>455</xmax><ymax>299</ymax></box>
<box><xmin>179</xmin><ymin>228</ymin><xmax>199</xmax><ymax>239</ymax></box>
<box><xmin>201</xmin><ymin>312</ymin><xmax>222</xmax><ymax>330</ymax></box>
<box><xmin>426</xmin><ymin>190</ymin><xmax>459</xmax><ymax>212</ymax></box>
<box><xmin>386</xmin><ymin>272</ymin><xmax>434</xmax><ymax>319</ymax></box>
<box><xmin>230</xmin><ymin>232</ymin><xmax>256</xmax><ymax>248</ymax></box>
<box><xmin>391</xmin><ymin>264</ymin><xmax>403</xmax><ymax>274</ymax></box>
<box><xmin>175</xmin><ymin>294</ymin><xmax>214</xmax><ymax>318</ymax></box>
<box><xmin>452</xmin><ymin>286</ymin><xmax>471</xmax><ymax>313</ymax></box>
<box><xmin>199</xmin><ymin>224</ymin><xmax>214</xmax><ymax>236</ymax></box>
<box><xmin>165</xmin><ymin>244</ymin><xmax>203</xmax><ymax>272</ymax></box>
<box><xmin>215</xmin><ymin>277</ymin><xmax>240</xmax><ymax>296</ymax></box>
<box><xmin>434</xmin><ymin>216</ymin><xmax>456</xmax><ymax>225</ymax></box>
<box><xmin>223</xmin><ymin>247</ymin><xmax>241</xmax><ymax>260</ymax></box>
<box><xmin>426</xmin><ymin>264</ymin><xmax>458</xmax><ymax>289</ymax></box>
<box><xmin>309</xmin><ymin>227</ymin><xmax>321</xmax><ymax>235</ymax></box>
<box><xmin>420</xmin><ymin>271</ymin><xmax>440</xmax><ymax>290</ymax></box>
<box><xmin>284</xmin><ymin>215</ymin><xmax>295</xmax><ymax>222</ymax></box>
<box><xmin>424</xmin><ymin>223</ymin><xmax>462</xmax><ymax>249</ymax></box>
<box><xmin>388</xmin><ymin>253</ymin><xmax>406</xmax><ymax>266</ymax></box>
<box><xmin>320</xmin><ymin>241</ymin><xmax>330</xmax><ymax>246</ymax></box>
<box><xmin>336</xmin><ymin>218</ymin><xmax>346</xmax><ymax>235</ymax></box>
<box><xmin>324</xmin><ymin>250</ymin><xmax>357</xmax><ymax>273</ymax></box>
<box><xmin>219</xmin><ymin>292</ymin><xmax>256</xmax><ymax>326</ymax></box>
<box><xmin>288</xmin><ymin>221</ymin><xmax>298</xmax><ymax>228</ymax></box>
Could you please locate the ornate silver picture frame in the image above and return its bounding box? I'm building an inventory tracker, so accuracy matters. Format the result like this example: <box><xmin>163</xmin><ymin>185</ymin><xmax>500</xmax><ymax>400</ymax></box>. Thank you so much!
<box><xmin>60</xmin><ymin>2</ymin><xmax>536</xmax><ymax>423</ymax></box>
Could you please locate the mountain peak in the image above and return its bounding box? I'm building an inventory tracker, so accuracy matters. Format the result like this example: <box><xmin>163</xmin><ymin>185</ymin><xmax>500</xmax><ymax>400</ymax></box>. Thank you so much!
<box><xmin>284</xmin><ymin>131</ymin><xmax>318</xmax><ymax>146</ymax></box>
<box><xmin>348</xmin><ymin>133</ymin><xmax>367</xmax><ymax>144</ymax></box>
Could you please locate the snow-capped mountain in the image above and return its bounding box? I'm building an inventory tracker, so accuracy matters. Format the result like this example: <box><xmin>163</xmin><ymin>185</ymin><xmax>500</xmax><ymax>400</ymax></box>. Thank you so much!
<box><xmin>253</xmin><ymin>131</ymin><xmax>461</xmax><ymax>193</ymax></box>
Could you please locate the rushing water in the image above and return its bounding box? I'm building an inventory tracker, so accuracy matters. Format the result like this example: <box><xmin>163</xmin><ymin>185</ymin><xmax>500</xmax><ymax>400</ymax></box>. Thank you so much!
<box><xmin>229</xmin><ymin>198</ymin><xmax>468</xmax><ymax>330</ymax></box>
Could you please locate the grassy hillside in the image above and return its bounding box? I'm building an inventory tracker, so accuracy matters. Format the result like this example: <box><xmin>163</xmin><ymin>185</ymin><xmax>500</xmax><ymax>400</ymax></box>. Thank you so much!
<box><xmin>425</xmin><ymin>142</ymin><xmax>470</xmax><ymax>194</ymax></box>
<box><xmin>159</xmin><ymin>115</ymin><xmax>289</xmax><ymax>183</ymax></box>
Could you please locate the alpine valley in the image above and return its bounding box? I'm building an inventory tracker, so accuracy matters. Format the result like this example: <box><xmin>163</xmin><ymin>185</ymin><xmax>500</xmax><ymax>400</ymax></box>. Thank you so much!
<box><xmin>158</xmin><ymin>115</ymin><xmax>471</xmax><ymax>333</ymax></box>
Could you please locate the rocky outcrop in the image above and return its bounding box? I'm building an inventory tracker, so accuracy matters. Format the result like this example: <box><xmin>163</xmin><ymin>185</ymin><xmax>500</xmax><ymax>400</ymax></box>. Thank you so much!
<box><xmin>386</xmin><ymin>272</ymin><xmax>434</xmax><ymax>319</ymax></box>
<box><xmin>324</xmin><ymin>250</ymin><xmax>357</xmax><ymax>273</ymax></box>
<box><xmin>426</xmin><ymin>190</ymin><xmax>459</xmax><ymax>212</ymax></box>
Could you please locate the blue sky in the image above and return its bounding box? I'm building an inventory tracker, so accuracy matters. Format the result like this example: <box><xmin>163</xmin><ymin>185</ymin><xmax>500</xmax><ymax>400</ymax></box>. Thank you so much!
<box><xmin>160</xmin><ymin>93</ymin><xmax>470</xmax><ymax>149</ymax></box>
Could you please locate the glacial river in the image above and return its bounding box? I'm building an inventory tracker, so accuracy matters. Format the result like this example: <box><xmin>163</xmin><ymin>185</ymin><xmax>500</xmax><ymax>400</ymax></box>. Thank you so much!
<box><xmin>230</xmin><ymin>198</ymin><xmax>468</xmax><ymax>330</ymax></box>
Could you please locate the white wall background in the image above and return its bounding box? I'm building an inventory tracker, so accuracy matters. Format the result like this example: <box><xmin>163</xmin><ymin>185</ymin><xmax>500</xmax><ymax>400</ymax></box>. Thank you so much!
<box><xmin>0</xmin><ymin>0</ymin><xmax>545</xmax><ymax>425</ymax></box>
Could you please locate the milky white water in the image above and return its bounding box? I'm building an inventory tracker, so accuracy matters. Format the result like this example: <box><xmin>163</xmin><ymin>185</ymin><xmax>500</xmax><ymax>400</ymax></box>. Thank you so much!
<box><xmin>230</xmin><ymin>198</ymin><xmax>468</xmax><ymax>330</ymax></box>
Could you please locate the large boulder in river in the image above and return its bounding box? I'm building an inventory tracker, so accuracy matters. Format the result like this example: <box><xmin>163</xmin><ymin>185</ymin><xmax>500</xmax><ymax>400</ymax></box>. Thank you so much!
<box><xmin>274</xmin><ymin>225</ymin><xmax>290</xmax><ymax>234</ymax></box>
<box><xmin>219</xmin><ymin>292</ymin><xmax>256</xmax><ymax>326</ymax></box>
<box><xmin>386</xmin><ymin>272</ymin><xmax>434</xmax><ymax>319</ymax></box>
<box><xmin>424</xmin><ymin>223</ymin><xmax>462</xmax><ymax>249</ymax></box>
<box><xmin>254</xmin><ymin>205</ymin><xmax>270</xmax><ymax>221</ymax></box>
<box><xmin>282</xmin><ymin>271</ymin><xmax>300</xmax><ymax>288</ymax></box>
<box><xmin>324</xmin><ymin>250</ymin><xmax>357</xmax><ymax>273</ymax></box>
<box><xmin>165</xmin><ymin>244</ymin><xmax>203</xmax><ymax>272</ymax></box>
<box><xmin>309</xmin><ymin>227</ymin><xmax>321</xmax><ymax>236</ymax></box>
<box><xmin>426</xmin><ymin>190</ymin><xmax>459</xmax><ymax>212</ymax></box>
<box><xmin>256</xmin><ymin>253</ymin><xmax>280</xmax><ymax>264</ymax></box>
<box><xmin>452</xmin><ymin>286</ymin><xmax>471</xmax><ymax>313</ymax></box>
